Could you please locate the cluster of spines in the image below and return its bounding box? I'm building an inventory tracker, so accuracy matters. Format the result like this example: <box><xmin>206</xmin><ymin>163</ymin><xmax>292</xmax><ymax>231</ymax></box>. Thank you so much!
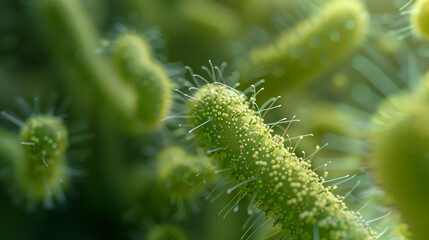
<box><xmin>187</xmin><ymin>83</ymin><xmax>377</xmax><ymax>239</ymax></box>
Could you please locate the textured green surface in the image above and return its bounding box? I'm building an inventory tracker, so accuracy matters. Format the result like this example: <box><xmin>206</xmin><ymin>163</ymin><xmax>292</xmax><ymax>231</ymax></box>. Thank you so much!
<box><xmin>188</xmin><ymin>84</ymin><xmax>376</xmax><ymax>239</ymax></box>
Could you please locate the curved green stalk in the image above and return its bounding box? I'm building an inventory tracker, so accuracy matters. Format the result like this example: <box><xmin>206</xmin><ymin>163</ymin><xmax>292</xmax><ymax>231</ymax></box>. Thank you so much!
<box><xmin>112</xmin><ymin>34</ymin><xmax>172</xmax><ymax>131</ymax></box>
<box><xmin>188</xmin><ymin>83</ymin><xmax>376</xmax><ymax>239</ymax></box>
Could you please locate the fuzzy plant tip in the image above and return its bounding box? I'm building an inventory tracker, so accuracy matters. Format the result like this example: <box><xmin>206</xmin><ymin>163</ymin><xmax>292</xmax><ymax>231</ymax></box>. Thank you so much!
<box><xmin>17</xmin><ymin>115</ymin><xmax>69</xmax><ymax>208</ymax></box>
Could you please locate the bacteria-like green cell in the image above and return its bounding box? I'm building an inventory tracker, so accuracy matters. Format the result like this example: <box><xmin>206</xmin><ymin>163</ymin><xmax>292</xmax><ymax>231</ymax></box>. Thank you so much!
<box><xmin>188</xmin><ymin>84</ymin><xmax>376</xmax><ymax>240</ymax></box>
<box><xmin>238</xmin><ymin>0</ymin><xmax>369</xmax><ymax>94</ymax></box>
<box><xmin>412</xmin><ymin>0</ymin><xmax>429</xmax><ymax>39</ymax></box>
<box><xmin>156</xmin><ymin>146</ymin><xmax>215</xmax><ymax>202</ymax></box>
<box><xmin>16</xmin><ymin>115</ymin><xmax>69</xmax><ymax>207</ymax></box>
<box><xmin>113</xmin><ymin>34</ymin><xmax>172</xmax><ymax>131</ymax></box>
